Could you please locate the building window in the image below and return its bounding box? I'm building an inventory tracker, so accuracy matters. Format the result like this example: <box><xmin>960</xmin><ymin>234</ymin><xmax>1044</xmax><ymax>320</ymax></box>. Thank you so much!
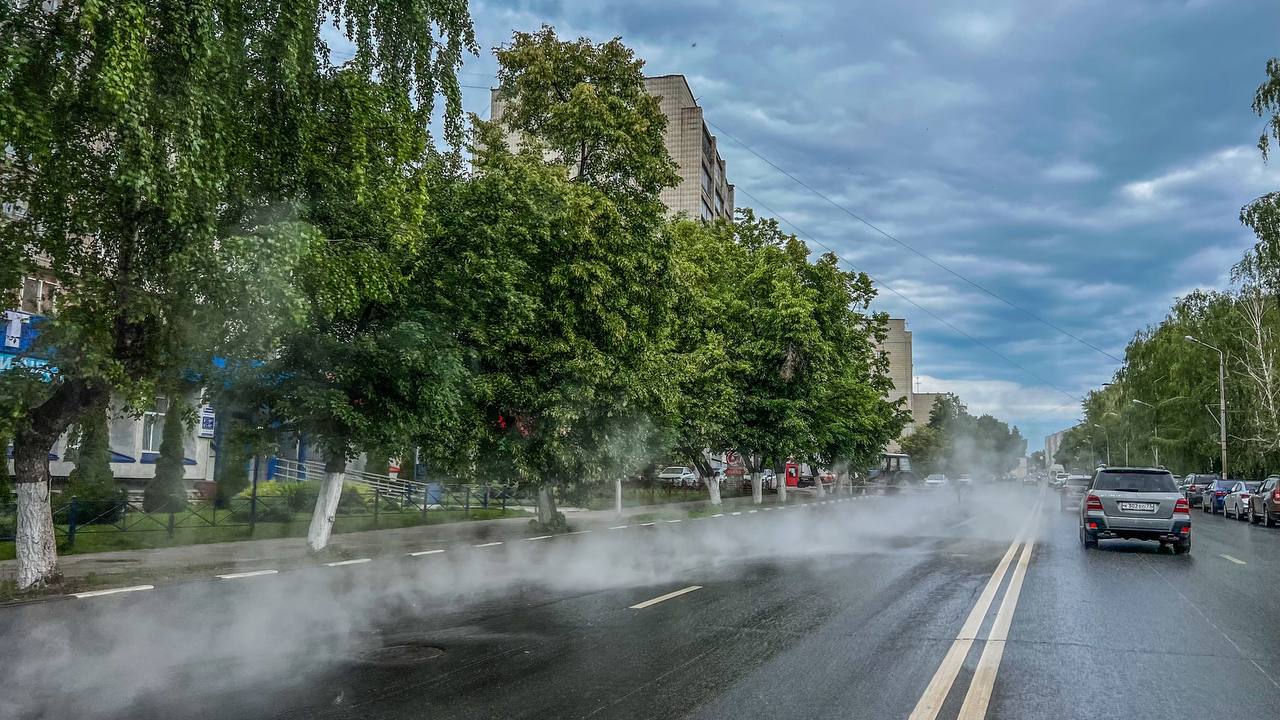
<box><xmin>700</xmin><ymin>164</ymin><xmax>713</xmax><ymax>196</ymax></box>
<box><xmin>141</xmin><ymin>397</ymin><xmax>169</xmax><ymax>453</ymax></box>
<box><xmin>19</xmin><ymin>276</ymin><xmax>57</xmax><ymax>315</ymax></box>
<box><xmin>715</xmin><ymin>190</ymin><xmax>724</xmax><ymax>216</ymax></box>
<box><xmin>701</xmin><ymin>198</ymin><xmax>714</xmax><ymax>221</ymax></box>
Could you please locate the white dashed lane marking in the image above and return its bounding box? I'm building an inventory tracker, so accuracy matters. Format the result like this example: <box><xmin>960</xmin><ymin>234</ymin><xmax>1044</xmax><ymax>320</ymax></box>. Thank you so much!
<box><xmin>326</xmin><ymin>558</ymin><xmax>372</xmax><ymax>567</ymax></box>
<box><xmin>629</xmin><ymin>585</ymin><xmax>703</xmax><ymax>610</ymax></box>
<box><xmin>73</xmin><ymin>585</ymin><xmax>154</xmax><ymax>599</ymax></box>
<box><xmin>217</xmin><ymin>570</ymin><xmax>278</xmax><ymax>580</ymax></box>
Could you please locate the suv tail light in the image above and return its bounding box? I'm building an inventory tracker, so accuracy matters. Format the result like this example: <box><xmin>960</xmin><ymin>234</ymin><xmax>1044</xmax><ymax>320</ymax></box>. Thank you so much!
<box><xmin>1215</xmin><ymin>490</ymin><xmax>1226</xmax><ymax>497</ymax></box>
<box><xmin>1174</xmin><ymin>497</ymin><xmax>1190</xmax><ymax>514</ymax></box>
<box><xmin>1085</xmin><ymin>494</ymin><xmax>1104</xmax><ymax>512</ymax></box>
<box><xmin>1273</xmin><ymin>489</ymin><xmax>1280</xmax><ymax>502</ymax></box>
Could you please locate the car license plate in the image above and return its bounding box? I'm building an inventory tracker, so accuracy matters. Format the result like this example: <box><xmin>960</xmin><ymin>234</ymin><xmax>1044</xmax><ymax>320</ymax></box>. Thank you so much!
<box><xmin>1119</xmin><ymin>502</ymin><xmax>1157</xmax><ymax>512</ymax></box>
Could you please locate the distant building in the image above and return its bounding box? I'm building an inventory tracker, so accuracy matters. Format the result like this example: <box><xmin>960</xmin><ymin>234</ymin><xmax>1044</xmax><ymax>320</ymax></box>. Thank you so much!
<box><xmin>910</xmin><ymin>392</ymin><xmax>943</xmax><ymax>428</ymax></box>
<box><xmin>643</xmin><ymin>75</ymin><xmax>734</xmax><ymax>221</ymax></box>
<box><xmin>1045</xmin><ymin>427</ymin><xmax>1073</xmax><ymax>466</ymax></box>
<box><xmin>489</xmin><ymin>74</ymin><xmax>734</xmax><ymax>222</ymax></box>
<box><xmin>881</xmin><ymin>318</ymin><xmax>913</xmax><ymax>410</ymax></box>
<box><xmin>877</xmin><ymin>318</ymin><xmax>944</xmax><ymax>449</ymax></box>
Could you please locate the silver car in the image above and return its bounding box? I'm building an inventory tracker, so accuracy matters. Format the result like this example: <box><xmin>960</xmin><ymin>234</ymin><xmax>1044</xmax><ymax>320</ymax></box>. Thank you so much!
<box><xmin>1080</xmin><ymin>467</ymin><xmax>1191</xmax><ymax>554</ymax></box>
<box><xmin>1058</xmin><ymin>475</ymin><xmax>1091</xmax><ymax>512</ymax></box>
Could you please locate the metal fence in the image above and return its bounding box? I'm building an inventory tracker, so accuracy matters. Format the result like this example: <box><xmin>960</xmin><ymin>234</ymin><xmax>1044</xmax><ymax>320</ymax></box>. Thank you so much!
<box><xmin>0</xmin><ymin>462</ymin><xmax>536</xmax><ymax>549</ymax></box>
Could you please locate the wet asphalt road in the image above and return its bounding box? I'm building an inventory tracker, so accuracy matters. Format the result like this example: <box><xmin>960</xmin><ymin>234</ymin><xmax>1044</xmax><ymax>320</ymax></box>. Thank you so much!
<box><xmin>4</xmin><ymin>485</ymin><xmax>1280</xmax><ymax>720</ymax></box>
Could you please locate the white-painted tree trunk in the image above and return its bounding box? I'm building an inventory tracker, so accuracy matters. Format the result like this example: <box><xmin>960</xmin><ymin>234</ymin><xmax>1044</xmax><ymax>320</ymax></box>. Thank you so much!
<box><xmin>614</xmin><ymin>478</ymin><xmax>623</xmax><ymax>516</ymax></box>
<box><xmin>777</xmin><ymin>472</ymin><xmax>786</xmax><ymax>503</ymax></box>
<box><xmin>704</xmin><ymin>475</ymin><xmax>722</xmax><ymax>505</ymax></box>
<box><xmin>751</xmin><ymin>473</ymin><xmax>763</xmax><ymax>505</ymax></box>
<box><xmin>814</xmin><ymin>474</ymin><xmax>826</xmax><ymax>497</ymax></box>
<box><xmin>307</xmin><ymin>468</ymin><xmax>346</xmax><ymax>552</ymax></box>
<box><xmin>15</xmin><ymin>482</ymin><xmax>58</xmax><ymax>590</ymax></box>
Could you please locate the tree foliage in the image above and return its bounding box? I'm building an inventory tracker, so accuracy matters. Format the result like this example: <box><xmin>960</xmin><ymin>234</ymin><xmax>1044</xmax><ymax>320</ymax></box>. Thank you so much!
<box><xmin>901</xmin><ymin>394</ymin><xmax>1026</xmax><ymax>476</ymax></box>
<box><xmin>0</xmin><ymin>0</ymin><xmax>476</xmax><ymax>586</ymax></box>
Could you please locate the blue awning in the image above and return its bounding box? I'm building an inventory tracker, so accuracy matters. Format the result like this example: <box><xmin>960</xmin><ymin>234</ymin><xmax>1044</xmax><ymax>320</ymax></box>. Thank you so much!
<box><xmin>109</xmin><ymin>450</ymin><xmax>136</xmax><ymax>463</ymax></box>
<box><xmin>139</xmin><ymin>452</ymin><xmax>196</xmax><ymax>465</ymax></box>
<box><xmin>5</xmin><ymin>446</ymin><xmax>58</xmax><ymax>461</ymax></box>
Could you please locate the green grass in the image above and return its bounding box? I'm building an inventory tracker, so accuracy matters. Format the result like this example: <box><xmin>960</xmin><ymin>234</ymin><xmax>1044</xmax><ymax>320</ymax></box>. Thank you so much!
<box><xmin>0</xmin><ymin>507</ymin><xmax>527</xmax><ymax>561</ymax></box>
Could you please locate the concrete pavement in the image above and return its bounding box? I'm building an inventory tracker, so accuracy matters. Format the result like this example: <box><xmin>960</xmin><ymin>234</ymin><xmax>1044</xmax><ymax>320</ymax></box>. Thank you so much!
<box><xmin>0</xmin><ymin>491</ymin><xmax>794</xmax><ymax>591</ymax></box>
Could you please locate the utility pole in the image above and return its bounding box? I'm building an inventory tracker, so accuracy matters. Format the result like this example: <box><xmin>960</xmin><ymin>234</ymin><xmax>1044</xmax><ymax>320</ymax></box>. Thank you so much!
<box><xmin>1186</xmin><ymin>336</ymin><xmax>1227</xmax><ymax>479</ymax></box>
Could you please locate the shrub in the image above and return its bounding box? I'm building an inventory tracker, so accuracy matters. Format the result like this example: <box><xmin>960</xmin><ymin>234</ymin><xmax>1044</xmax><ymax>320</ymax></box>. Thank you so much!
<box><xmin>64</xmin><ymin>482</ymin><xmax>128</xmax><ymax>526</ymax></box>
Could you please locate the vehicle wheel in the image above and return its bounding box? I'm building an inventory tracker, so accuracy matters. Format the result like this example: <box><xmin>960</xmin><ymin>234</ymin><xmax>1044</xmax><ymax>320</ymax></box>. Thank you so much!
<box><xmin>1266</xmin><ymin>507</ymin><xmax>1276</xmax><ymax>528</ymax></box>
<box><xmin>1080</xmin><ymin>526</ymin><xmax>1097</xmax><ymax>549</ymax></box>
<box><xmin>1174</xmin><ymin>536</ymin><xmax>1191</xmax><ymax>554</ymax></box>
<box><xmin>1250</xmin><ymin>507</ymin><xmax>1260</xmax><ymax>525</ymax></box>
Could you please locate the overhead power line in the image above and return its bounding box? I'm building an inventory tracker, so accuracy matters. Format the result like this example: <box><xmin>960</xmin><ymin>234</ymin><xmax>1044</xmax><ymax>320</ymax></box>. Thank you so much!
<box><xmin>732</xmin><ymin>185</ymin><xmax>1082</xmax><ymax>405</ymax></box>
<box><xmin>705</xmin><ymin>120</ymin><xmax>1125</xmax><ymax>365</ymax></box>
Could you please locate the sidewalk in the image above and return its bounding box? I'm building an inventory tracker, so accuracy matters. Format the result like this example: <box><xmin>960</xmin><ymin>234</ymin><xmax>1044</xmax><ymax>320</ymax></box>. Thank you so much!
<box><xmin>0</xmin><ymin>490</ymin><xmax>805</xmax><ymax>595</ymax></box>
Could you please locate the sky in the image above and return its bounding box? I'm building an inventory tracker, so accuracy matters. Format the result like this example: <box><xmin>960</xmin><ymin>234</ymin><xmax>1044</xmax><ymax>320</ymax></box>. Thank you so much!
<box><xmin>389</xmin><ymin>0</ymin><xmax>1280</xmax><ymax>449</ymax></box>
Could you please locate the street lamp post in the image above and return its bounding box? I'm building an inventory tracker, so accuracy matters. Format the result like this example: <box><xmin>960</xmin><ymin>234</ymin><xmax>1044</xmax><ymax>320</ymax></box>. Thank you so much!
<box><xmin>1185</xmin><ymin>336</ymin><xmax>1227</xmax><ymax>480</ymax></box>
<box><xmin>1132</xmin><ymin>396</ymin><xmax>1185</xmax><ymax>468</ymax></box>
<box><xmin>1091</xmin><ymin>423</ymin><xmax>1111</xmax><ymax>466</ymax></box>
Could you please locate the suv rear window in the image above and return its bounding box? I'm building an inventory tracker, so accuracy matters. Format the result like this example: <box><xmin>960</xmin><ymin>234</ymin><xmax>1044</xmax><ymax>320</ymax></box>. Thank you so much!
<box><xmin>1066</xmin><ymin>478</ymin><xmax>1090</xmax><ymax>487</ymax></box>
<box><xmin>1092</xmin><ymin>472</ymin><xmax>1178</xmax><ymax>492</ymax></box>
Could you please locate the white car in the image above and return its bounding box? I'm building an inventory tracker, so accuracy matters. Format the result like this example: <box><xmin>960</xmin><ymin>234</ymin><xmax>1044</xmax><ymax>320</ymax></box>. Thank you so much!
<box><xmin>923</xmin><ymin>474</ymin><xmax>949</xmax><ymax>489</ymax></box>
<box><xmin>658</xmin><ymin>466</ymin><xmax>698</xmax><ymax>487</ymax></box>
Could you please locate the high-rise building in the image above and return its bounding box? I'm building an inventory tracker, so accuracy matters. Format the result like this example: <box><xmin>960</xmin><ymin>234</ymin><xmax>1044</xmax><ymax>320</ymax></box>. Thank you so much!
<box><xmin>488</xmin><ymin>74</ymin><xmax>734</xmax><ymax>222</ymax></box>
<box><xmin>643</xmin><ymin>75</ymin><xmax>734</xmax><ymax>221</ymax></box>
<box><xmin>881</xmin><ymin>318</ymin><xmax>913</xmax><ymax>409</ymax></box>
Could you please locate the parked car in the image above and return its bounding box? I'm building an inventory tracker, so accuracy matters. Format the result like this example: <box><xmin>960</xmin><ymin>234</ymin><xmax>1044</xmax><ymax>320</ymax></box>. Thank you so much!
<box><xmin>658</xmin><ymin>466</ymin><xmax>698</xmax><ymax>488</ymax></box>
<box><xmin>738</xmin><ymin>469</ymin><xmax>779</xmax><ymax>492</ymax></box>
<box><xmin>1224</xmin><ymin>481</ymin><xmax>1261</xmax><ymax>520</ymax></box>
<box><xmin>923</xmin><ymin>474</ymin><xmax>949</xmax><ymax>489</ymax></box>
<box><xmin>1248</xmin><ymin>475</ymin><xmax>1280</xmax><ymax>527</ymax></box>
<box><xmin>1201</xmin><ymin>478</ymin><xmax>1239</xmax><ymax>514</ymax></box>
<box><xmin>1059</xmin><ymin>475</ymin><xmax>1091</xmax><ymax>512</ymax></box>
<box><xmin>1183</xmin><ymin>474</ymin><xmax>1214</xmax><ymax>507</ymax></box>
<box><xmin>1079</xmin><ymin>467</ymin><xmax>1191</xmax><ymax>553</ymax></box>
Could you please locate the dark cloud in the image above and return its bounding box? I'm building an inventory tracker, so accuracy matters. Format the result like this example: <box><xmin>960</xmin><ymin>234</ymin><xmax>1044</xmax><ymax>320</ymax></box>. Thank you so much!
<box><xmin>451</xmin><ymin>0</ymin><xmax>1280</xmax><ymax>444</ymax></box>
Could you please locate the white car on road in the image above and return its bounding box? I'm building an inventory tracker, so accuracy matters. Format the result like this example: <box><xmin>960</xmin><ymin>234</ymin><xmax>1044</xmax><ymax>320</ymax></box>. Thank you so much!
<box><xmin>923</xmin><ymin>474</ymin><xmax>949</xmax><ymax>489</ymax></box>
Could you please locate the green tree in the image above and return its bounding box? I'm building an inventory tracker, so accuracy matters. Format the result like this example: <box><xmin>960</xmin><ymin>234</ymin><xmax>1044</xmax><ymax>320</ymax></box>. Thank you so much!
<box><xmin>143</xmin><ymin>393</ymin><xmax>189</xmax><ymax>513</ymax></box>
<box><xmin>0</xmin><ymin>0</ymin><xmax>475</xmax><ymax>588</ymax></box>
<box><xmin>455</xmin><ymin>30</ymin><xmax>678</xmax><ymax>528</ymax></box>
<box><xmin>66</xmin><ymin>403</ymin><xmax>114</xmax><ymax>490</ymax></box>
<box><xmin>493</xmin><ymin>26</ymin><xmax>679</xmax><ymax>217</ymax></box>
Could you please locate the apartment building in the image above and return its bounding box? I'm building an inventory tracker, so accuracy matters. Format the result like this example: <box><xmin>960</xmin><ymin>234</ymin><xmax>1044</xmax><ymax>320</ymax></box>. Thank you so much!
<box><xmin>489</xmin><ymin>73</ymin><xmax>734</xmax><ymax>221</ymax></box>
<box><xmin>877</xmin><ymin>318</ymin><xmax>946</xmax><ymax>448</ymax></box>
<box><xmin>643</xmin><ymin>75</ymin><xmax>734</xmax><ymax>221</ymax></box>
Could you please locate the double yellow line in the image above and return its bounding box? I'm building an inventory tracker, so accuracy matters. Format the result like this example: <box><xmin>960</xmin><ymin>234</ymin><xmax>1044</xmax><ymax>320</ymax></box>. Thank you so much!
<box><xmin>908</xmin><ymin>498</ymin><xmax>1042</xmax><ymax>720</ymax></box>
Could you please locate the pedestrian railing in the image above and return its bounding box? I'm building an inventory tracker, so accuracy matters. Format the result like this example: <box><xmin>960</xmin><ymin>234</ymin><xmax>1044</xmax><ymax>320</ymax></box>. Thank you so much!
<box><xmin>0</xmin><ymin>469</ymin><xmax>536</xmax><ymax>551</ymax></box>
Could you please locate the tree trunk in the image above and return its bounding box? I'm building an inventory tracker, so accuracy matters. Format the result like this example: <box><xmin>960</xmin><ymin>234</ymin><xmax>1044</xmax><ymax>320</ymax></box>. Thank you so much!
<box><xmin>751</xmin><ymin>473</ymin><xmax>763</xmax><ymax>504</ymax></box>
<box><xmin>703</xmin><ymin>474</ymin><xmax>722</xmax><ymax>505</ymax></box>
<box><xmin>776</xmin><ymin>465</ymin><xmax>786</xmax><ymax>503</ymax></box>
<box><xmin>13</xmin><ymin>466</ymin><xmax>58</xmax><ymax>590</ymax></box>
<box><xmin>536</xmin><ymin>484</ymin><xmax>558</xmax><ymax>527</ymax></box>
<box><xmin>306</xmin><ymin>452</ymin><xmax>347</xmax><ymax>552</ymax></box>
<box><xmin>12</xmin><ymin>378</ymin><xmax>104</xmax><ymax>590</ymax></box>
<box><xmin>614</xmin><ymin>478</ymin><xmax>623</xmax><ymax>516</ymax></box>
<box><xmin>688</xmin><ymin>455</ymin><xmax>721</xmax><ymax>506</ymax></box>
<box><xmin>813</xmin><ymin>468</ymin><xmax>826</xmax><ymax>497</ymax></box>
